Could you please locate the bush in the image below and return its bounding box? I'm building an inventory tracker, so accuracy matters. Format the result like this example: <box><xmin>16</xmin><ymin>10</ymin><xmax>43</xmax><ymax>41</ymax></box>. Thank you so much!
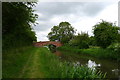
<box><xmin>107</xmin><ymin>43</ymin><xmax>120</xmax><ymax>60</ymax></box>
<box><xmin>107</xmin><ymin>43</ymin><xmax>120</xmax><ymax>51</ymax></box>
<box><xmin>69</xmin><ymin>32</ymin><xmax>90</xmax><ymax>49</ymax></box>
<box><xmin>78</xmin><ymin>41</ymin><xmax>89</xmax><ymax>49</ymax></box>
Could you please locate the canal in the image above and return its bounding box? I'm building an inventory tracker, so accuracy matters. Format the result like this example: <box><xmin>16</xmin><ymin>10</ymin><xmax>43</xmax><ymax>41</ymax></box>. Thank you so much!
<box><xmin>54</xmin><ymin>50</ymin><xmax>120</xmax><ymax>79</ymax></box>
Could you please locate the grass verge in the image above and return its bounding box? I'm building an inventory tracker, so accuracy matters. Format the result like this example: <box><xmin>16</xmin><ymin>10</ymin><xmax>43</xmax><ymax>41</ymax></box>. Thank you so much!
<box><xmin>2</xmin><ymin>46</ymin><xmax>37</xmax><ymax>78</ymax></box>
<box><xmin>3</xmin><ymin>46</ymin><xmax>106</xmax><ymax>78</ymax></box>
<box><xmin>57</xmin><ymin>46</ymin><xmax>120</xmax><ymax>61</ymax></box>
<box><xmin>38</xmin><ymin>47</ymin><xmax>106</xmax><ymax>78</ymax></box>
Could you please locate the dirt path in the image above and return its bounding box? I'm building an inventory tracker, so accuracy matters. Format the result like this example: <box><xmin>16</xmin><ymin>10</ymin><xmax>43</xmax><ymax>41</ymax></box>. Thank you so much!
<box><xmin>19</xmin><ymin>49</ymin><xmax>44</xmax><ymax>78</ymax></box>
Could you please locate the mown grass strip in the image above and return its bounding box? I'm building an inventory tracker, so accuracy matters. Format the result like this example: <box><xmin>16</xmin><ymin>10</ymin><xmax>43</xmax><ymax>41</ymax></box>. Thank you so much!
<box><xmin>2</xmin><ymin>46</ymin><xmax>37</xmax><ymax>78</ymax></box>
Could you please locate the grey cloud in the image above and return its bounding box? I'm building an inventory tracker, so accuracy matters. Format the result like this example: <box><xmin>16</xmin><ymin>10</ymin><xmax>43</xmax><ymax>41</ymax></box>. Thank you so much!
<box><xmin>33</xmin><ymin>2</ymin><xmax>112</xmax><ymax>32</ymax></box>
<box><xmin>33</xmin><ymin>21</ymin><xmax>54</xmax><ymax>32</ymax></box>
<box><xmin>34</xmin><ymin>24</ymin><xmax>50</xmax><ymax>31</ymax></box>
<box><xmin>34</xmin><ymin>2</ymin><xmax>109</xmax><ymax>16</ymax></box>
<box><xmin>81</xmin><ymin>3</ymin><xmax>108</xmax><ymax>16</ymax></box>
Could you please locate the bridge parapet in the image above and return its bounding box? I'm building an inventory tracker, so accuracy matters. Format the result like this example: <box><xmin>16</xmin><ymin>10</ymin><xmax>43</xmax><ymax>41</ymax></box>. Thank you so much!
<box><xmin>34</xmin><ymin>41</ymin><xmax>62</xmax><ymax>47</ymax></box>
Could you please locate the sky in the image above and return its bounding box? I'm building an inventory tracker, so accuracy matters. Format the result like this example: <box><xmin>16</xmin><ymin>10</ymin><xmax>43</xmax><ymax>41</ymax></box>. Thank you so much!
<box><xmin>33</xmin><ymin>1</ymin><xmax>119</xmax><ymax>41</ymax></box>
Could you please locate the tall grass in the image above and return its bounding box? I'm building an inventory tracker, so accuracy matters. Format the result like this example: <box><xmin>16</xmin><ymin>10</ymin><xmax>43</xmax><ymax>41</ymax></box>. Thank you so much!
<box><xmin>2</xmin><ymin>46</ymin><xmax>37</xmax><ymax>78</ymax></box>
<box><xmin>39</xmin><ymin>47</ymin><xmax>106</xmax><ymax>78</ymax></box>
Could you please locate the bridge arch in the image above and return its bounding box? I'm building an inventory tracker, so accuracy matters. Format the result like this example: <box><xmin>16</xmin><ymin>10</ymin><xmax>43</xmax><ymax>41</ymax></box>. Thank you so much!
<box><xmin>34</xmin><ymin>41</ymin><xmax>62</xmax><ymax>47</ymax></box>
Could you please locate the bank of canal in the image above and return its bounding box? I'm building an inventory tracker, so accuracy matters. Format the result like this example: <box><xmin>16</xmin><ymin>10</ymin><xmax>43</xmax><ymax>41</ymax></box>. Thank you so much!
<box><xmin>54</xmin><ymin>50</ymin><xmax>120</xmax><ymax>79</ymax></box>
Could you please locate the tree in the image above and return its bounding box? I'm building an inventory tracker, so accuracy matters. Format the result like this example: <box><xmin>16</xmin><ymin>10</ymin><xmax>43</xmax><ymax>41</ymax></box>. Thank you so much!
<box><xmin>69</xmin><ymin>32</ymin><xmax>90</xmax><ymax>49</ymax></box>
<box><xmin>93</xmin><ymin>20</ymin><xmax>120</xmax><ymax>48</ymax></box>
<box><xmin>2</xmin><ymin>2</ymin><xmax>38</xmax><ymax>50</ymax></box>
<box><xmin>117</xmin><ymin>33</ymin><xmax>120</xmax><ymax>43</ymax></box>
<box><xmin>89</xmin><ymin>36</ymin><xmax>96</xmax><ymax>46</ymax></box>
<box><xmin>47</xmin><ymin>22</ymin><xmax>76</xmax><ymax>44</ymax></box>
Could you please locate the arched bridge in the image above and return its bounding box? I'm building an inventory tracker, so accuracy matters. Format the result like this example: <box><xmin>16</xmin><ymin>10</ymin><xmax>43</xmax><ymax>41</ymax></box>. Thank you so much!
<box><xmin>34</xmin><ymin>41</ymin><xmax>62</xmax><ymax>47</ymax></box>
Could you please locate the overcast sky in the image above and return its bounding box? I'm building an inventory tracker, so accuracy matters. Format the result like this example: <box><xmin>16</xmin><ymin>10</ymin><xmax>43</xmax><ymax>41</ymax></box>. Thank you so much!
<box><xmin>33</xmin><ymin>1</ymin><xmax>119</xmax><ymax>41</ymax></box>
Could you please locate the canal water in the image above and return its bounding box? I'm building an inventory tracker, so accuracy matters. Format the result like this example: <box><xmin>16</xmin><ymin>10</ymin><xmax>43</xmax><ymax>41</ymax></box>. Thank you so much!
<box><xmin>54</xmin><ymin>50</ymin><xmax>120</xmax><ymax>79</ymax></box>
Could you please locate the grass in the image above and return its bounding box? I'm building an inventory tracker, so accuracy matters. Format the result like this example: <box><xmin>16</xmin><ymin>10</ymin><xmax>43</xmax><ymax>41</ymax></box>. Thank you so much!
<box><xmin>18</xmin><ymin>48</ymin><xmax>44</xmax><ymax>78</ymax></box>
<box><xmin>2</xmin><ymin>46</ymin><xmax>37</xmax><ymax>78</ymax></box>
<box><xmin>36</xmin><ymin>47</ymin><xmax>106</xmax><ymax>78</ymax></box>
<box><xmin>57</xmin><ymin>46</ymin><xmax>120</xmax><ymax>61</ymax></box>
<box><xmin>3</xmin><ymin>46</ymin><xmax>106</xmax><ymax>78</ymax></box>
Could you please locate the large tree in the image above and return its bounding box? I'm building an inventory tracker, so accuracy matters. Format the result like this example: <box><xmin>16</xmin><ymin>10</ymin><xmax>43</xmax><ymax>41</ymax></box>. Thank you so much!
<box><xmin>47</xmin><ymin>22</ymin><xmax>76</xmax><ymax>44</ymax></box>
<box><xmin>93</xmin><ymin>20</ymin><xmax>120</xmax><ymax>48</ymax></box>
<box><xmin>2</xmin><ymin>2</ymin><xmax>38</xmax><ymax>50</ymax></box>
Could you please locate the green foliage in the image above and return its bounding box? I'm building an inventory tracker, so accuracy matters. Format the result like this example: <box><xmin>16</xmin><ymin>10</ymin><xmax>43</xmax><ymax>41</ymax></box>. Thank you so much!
<box><xmin>107</xmin><ymin>43</ymin><xmax>120</xmax><ymax>51</ymax></box>
<box><xmin>89</xmin><ymin>36</ymin><xmax>97</xmax><ymax>46</ymax></box>
<box><xmin>69</xmin><ymin>32</ymin><xmax>89</xmax><ymax>49</ymax></box>
<box><xmin>3</xmin><ymin>46</ymin><xmax>106</xmax><ymax>78</ymax></box>
<box><xmin>48</xmin><ymin>44</ymin><xmax>56</xmax><ymax>52</ymax></box>
<box><xmin>107</xmin><ymin>43</ymin><xmax>120</xmax><ymax>60</ymax></box>
<box><xmin>58</xmin><ymin>46</ymin><xmax>120</xmax><ymax>61</ymax></box>
<box><xmin>38</xmin><ymin>47</ymin><xmax>106</xmax><ymax>78</ymax></box>
<box><xmin>57</xmin><ymin>45</ymin><xmax>82</xmax><ymax>53</ymax></box>
<box><xmin>47</xmin><ymin>22</ymin><xmax>76</xmax><ymax>44</ymax></box>
<box><xmin>81</xmin><ymin>48</ymin><xmax>114</xmax><ymax>59</ymax></box>
<box><xmin>93</xmin><ymin>20</ymin><xmax>120</xmax><ymax>48</ymax></box>
<box><xmin>3</xmin><ymin>46</ymin><xmax>36</xmax><ymax>78</ymax></box>
<box><xmin>117</xmin><ymin>33</ymin><xmax>120</xmax><ymax>42</ymax></box>
<box><xmin>61</xmin><ymin>62</ymin><xmax>106</xmax><ymax>78</ymax></box>
<box><xmin>2</xmin><ymin>2</ymin><xmax>38</xmax><ymax>50</ymax></box>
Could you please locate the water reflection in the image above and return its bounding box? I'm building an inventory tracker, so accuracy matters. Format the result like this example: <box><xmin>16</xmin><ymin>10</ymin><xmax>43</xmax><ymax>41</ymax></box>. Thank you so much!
<box><xmin>72</xmin><ymin>60</ymin><xmax>101</xmax><ymax>71</ymax></box>
<box><xmin>87</xmin><ymin>60</ymin><xmax>101</xmax><ymax>69</ymax></box>
<box><xmin>112</xmin><ymin>69</ymin><xmax>119</xmax><ymax>76</ymax></box>
<box><xmin>54</xmin><ymin>50</ymin><xmax>120</xmax><ymax>78</ymax></box>
<box><xmin>72</xmin><ymin>60</ymin><xmax>101</xmax><ymax>70</ymax></box>
<box><xmin>43</xmin><ymin>46</ymin><xmax>49</xmax><ymax>50</ymax></box>
<box><xmin>54</xmin><ymin>51</ymin><xmax>62</xmax><ymax>56</ymax></box>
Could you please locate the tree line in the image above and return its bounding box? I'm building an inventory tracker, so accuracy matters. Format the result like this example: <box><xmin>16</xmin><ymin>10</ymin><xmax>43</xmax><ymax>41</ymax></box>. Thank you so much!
<box><xmin>2</xmin><ymin>2</ymin><xmax>38</xmax><ymax>51</ymax></box>
<box><xmin>3</xmin><ymin>2</ymin><xmax>120</xmax><ymax>51</ymax></box>
<box><xmin>47</xmin><ymin>20</ymin><xmax>120</xmax><ymax>49</ymax></box>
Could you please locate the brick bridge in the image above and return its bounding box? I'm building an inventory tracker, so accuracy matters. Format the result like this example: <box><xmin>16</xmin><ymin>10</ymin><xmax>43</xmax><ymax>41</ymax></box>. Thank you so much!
<box><xmin>34</xmin><ymin>41</ymin><xmax>62</xmax><ymax>47</ymax></box>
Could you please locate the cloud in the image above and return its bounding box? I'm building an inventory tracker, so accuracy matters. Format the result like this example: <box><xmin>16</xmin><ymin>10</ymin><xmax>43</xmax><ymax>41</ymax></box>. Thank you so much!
<box><xmin>34</xmin><ymin>2</ymin><xmax>109</xmax><ymax>17</ymax></box>
<box><xmin>95</xmin><ymin>3</ymin><xmax>118</xmax><ymax>24</ymax></box>
<box><xmin>33</xmin><ymin>2</ymin><xmax>118</xmax><ymax>41</ymax></box>
<box><xmin>36</xmin><ymin>30</ymin><xmax>51</xmax><ymax>41</ymax></box>
<box><xmin>39</xmin><ymin>0</ymin><xmax>119</xmax><ymax>2</ymax></box>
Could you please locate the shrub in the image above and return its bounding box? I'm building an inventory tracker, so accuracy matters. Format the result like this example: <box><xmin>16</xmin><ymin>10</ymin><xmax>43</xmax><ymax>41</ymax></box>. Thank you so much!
<box><xmin>107</xmin><ymin>43</ymin><xmax>120</xmax><ymax>60</ymax></box>
<box><xmin>69</xmin><ymin>32</ymin><xmax>90</xmax><ymax>49</ymax></box>
<box><xmin>107</xmin><ymin>43</ymin><xmax>120</xmax><ymax>51</ymax></box>
<box><xmin>78</xmin><ymin>41</ymin><xmax>89</xmax><ymax>49</ymax></box>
